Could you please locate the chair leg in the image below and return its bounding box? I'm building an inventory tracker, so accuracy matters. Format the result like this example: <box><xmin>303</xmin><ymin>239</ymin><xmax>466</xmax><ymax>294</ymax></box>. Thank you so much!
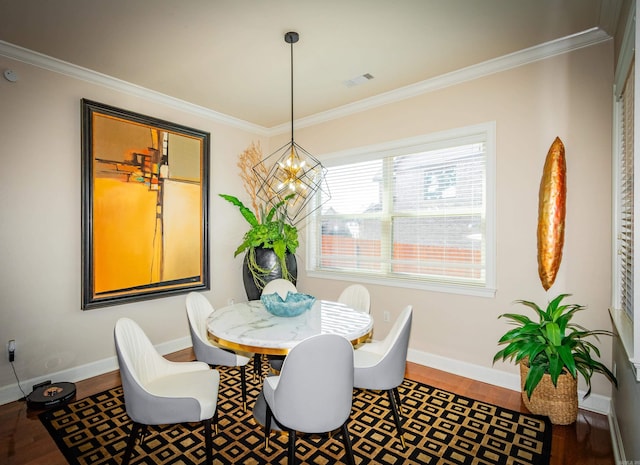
<box><xmin>214</xmin><ymin>409</ymin><xmax>219</xmax><ymax>435</ymax></box>
<box><xmin>122</xmin><ymin>422</ymin><xmax>144</xmax><ymax>465</ymax></box>
<box><xmin>202</xmin><ymin>418</ymin><xmax>213</xmax><ymax>465</ymax></box>
<box><xmin>264</xmin><ymin>404</ymin><xmax>273</xmax><ymax>450</ymax></box>
<box><xmin>240</xmin><ymin>365</ymin><xmax>248</xmax><ymax>412</ymax></box>
<box><xmin>288</xmin><ymin>428</ymin><xmax>297</xmax><ymax>465</ymax></box>
<box><xmin>253</xmin><ymin>353</ymin><xmax>263</xmax><ymax>381</ymax></box>
<box><xmin>393</xmin><ymin>386</ymin><xmax>403</xmax><ymax>416</ymax></box>
<box><xmin>341</xmin><ymin>421</ymin><xmax>356</xmax><ymax>465</ymax></box>
<box><xmin>387</xmin><ymin>388</ymin><xmax>406</xmax><ymax>449</ymax></box>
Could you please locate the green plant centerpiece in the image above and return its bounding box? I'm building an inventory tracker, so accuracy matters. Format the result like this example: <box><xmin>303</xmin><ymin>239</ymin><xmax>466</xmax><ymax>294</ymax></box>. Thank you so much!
<box><xmin>219</xmin><ymin>193</ymin><xmax>298</xmax><ymax>288</ymax></box>
<box><xmin>220</xmin><ymin>141</ymin><xmax>299</xmax><ymax>298</ymax></box>
<box><xmin>493</xmin><ymin>294</ymin><xmax>617</xmax><ymax>424</ymax></box>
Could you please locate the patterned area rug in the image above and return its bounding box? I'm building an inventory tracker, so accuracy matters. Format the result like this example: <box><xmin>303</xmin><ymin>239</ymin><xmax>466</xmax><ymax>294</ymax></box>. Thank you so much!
<box><xmin>39</xmin><ymin>362</ymin><xmax>551</xmax><ymax>464</ymax></box>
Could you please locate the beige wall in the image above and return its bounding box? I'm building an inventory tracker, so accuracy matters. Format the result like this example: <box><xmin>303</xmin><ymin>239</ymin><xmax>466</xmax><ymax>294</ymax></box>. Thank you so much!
<box><xmin>0</xmin><ymin>55</ymin><xmax>262</xmax><ymax>391</ymax></box>
<box><xmin>283</xmin><ymin>41</ymin><xmax>616</xmax><ymax>397</ymax></box>
<box><xmin>0</xmin><ymin>39</ymin><xmax>615</xmax><ymax>401</ymax></box>
<box><xmin>613</xmin><ymin>336</ymin><xmax>640</xmax><ymax>460</ymax></box>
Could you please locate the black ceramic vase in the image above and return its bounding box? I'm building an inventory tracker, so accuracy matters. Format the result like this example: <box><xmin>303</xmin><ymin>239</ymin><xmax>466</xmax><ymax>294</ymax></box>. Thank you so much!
<box><xmin>242</xmin><ymin>247</ymin><xmax>297</xmax><ymax>301</ymax></box>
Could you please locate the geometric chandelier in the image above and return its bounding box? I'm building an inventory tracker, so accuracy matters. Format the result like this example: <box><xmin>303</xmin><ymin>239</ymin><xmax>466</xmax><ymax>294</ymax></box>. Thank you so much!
<box><xmin>254</xmin><ymin>31</ymin><xmax>330</xmax><ymax>225</ymax></box>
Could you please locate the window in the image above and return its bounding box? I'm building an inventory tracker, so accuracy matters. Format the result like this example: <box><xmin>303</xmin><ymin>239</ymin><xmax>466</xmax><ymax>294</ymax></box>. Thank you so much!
<box><xmin>618</xmin><ymin>60</ymin><xmax>634</xmax><ymax>323</ymax></box>
<box><xmin>307</xmin><ymin>123</ymin><xmax>496</xmax><ymax>297</ymax></box>
<box><xmin>611</xmin><ymin>5</ymin><xmax>640</xmax><ymax>379</ymax></box>
<box><xmin>424</xmin><ymin>165</ymin><xmax>456</xmax><ymax>200</ymax></box>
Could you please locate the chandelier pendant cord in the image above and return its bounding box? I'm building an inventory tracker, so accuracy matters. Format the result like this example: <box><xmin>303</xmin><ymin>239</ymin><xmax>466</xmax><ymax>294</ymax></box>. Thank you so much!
<box><xmin>290</xmin><ymin>36</ymin><xmax>294</xmax><ymax>144</ymax></box>
<box><xmin>284</xmin><ymin>31</ymin><xmax>299</xmax><ymax>145</ymax></box>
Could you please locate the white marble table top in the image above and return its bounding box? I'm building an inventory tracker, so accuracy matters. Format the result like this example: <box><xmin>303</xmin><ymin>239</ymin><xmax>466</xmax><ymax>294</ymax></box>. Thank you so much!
<box><xmin>207</xmin><ymin>299</ymin><xmax>374</xmax><ymax>355</ymax></box>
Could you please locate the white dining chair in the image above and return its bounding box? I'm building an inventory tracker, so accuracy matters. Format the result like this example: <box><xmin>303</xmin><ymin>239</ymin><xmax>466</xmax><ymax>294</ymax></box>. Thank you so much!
<box><xmin>338</xmin><ymin>284</ymin><xmax>371</xmax><ymax>313</ymax></box>
<box><xmin>353</xmin><ymin>305</ymin><xmax>413</xmax><ymax>449</ymax></box>
<box><xmin>186</xmin><ymin>292</ymin><xmax>252</xmax><ymax>411</ymax></box>
<box><xmin>262</xmin><ymin>333</ymin><xmax>355</xmax><ymax>465</ymax></box>
<box><xmin>114</xmin><ymin>317</ymin><xmax>219</xmax><ymax>465</ymax></box>
<box><xmin>262</xmin><ymin>278</ymin><xmax>297</xmax><ymax>298</ymax></box>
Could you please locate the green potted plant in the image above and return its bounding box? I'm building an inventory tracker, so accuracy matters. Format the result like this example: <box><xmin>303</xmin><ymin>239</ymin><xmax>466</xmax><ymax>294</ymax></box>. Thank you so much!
<box><xmin>219</xmin><ymin>193</ymin><xmax>298</xmax><ymax>292</ymax></box>
<box><xmin>220</xmin><ymin>142</ymin><xmax>299</xmax><ymax>299</ymax></box>
<box><xmin>493</xmin><ymin>294</ymin><xmax>617</xmax><ymax>424</ymax></box>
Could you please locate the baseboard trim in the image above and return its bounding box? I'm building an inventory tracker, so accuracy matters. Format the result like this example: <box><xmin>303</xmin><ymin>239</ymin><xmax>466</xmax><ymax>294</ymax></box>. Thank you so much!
<box><xmin>1</xmin><ymin>342</ymin><xmax>614</xmax><ymax>415</ymax></box>
<box><xmin>608</xmin><ymin>398</ymin><xmax>626</xmax><ymax>463</ymax></box>
<box><xmin>408</xmin><ymin>348</ymin><xmax>612</xmax><ymax>416</ymax></box>
<box><xmin>0</xmin><ymin>336</ymin><xmax>192</xmax><ymax>405</ymax></box>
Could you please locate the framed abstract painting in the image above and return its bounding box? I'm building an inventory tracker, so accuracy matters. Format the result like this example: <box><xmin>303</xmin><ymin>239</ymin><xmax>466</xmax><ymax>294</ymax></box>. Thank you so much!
<box><xmin>81</xmin><ymin>99</ymin><xmax>210</xmax><ymax>309</ymax></box>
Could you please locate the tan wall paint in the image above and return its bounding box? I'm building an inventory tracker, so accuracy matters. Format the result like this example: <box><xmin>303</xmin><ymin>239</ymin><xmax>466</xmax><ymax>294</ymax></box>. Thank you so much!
<box><xmin>280</xmin><ymin>41</ymin><xmax>616</xmax><ymax>397</ymax></box>
<box><xmin>0</xmin><ymin>56</ymin><xmax>262</xmax><ymax>388</ymax></box>
<box><xmin>0</xmin><ymin>40</ymin><xmax>615</xmax><ymax>399</ymax></box>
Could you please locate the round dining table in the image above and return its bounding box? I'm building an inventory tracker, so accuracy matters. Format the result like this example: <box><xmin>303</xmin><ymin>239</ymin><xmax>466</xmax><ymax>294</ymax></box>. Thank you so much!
<box><xmin>207</xmin><ymin>297</ymin><xmax>374</xmax><ymax>429</ymax></box>
<box><xmin>207</xmin><ymin>298</ymin><xmax>373</xmax><ymax>356</ymax></box>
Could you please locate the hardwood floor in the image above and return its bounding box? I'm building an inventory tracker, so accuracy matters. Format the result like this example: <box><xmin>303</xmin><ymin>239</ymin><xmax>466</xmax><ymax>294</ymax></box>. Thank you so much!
<box><xmin>1</xmin><ymin>349</ymin><xmax>614</xmax><ymax>465</ymax></box>
<box><xmin>404</xmin><ymin>364</ymin><xmax>615</xmax><ymax>465</ymax></box>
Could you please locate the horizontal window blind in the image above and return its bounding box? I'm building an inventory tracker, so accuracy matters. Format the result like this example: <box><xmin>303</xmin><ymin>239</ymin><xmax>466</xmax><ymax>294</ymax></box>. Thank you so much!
<box><xmin>619</xmin><ymin>60</ymin><xmax>634</xmax><ymax>321</ymax></box>
<box><xmin>311</xmin><ymin>129</ymin><xmax>490</xmax><ymax>290</ymax></box>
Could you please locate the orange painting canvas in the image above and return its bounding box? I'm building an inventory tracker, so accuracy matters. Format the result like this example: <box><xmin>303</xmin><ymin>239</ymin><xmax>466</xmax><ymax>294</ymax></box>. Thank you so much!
<box><xmin>81</xmin><ymin>100</ymin><xmax>209</xmax><ymax>309</ymax></box>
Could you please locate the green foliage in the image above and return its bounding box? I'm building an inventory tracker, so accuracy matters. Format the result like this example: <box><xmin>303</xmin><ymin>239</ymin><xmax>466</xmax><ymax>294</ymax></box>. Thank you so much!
<box><xmin>219</xmin><ymin>193</ymin><xmax>298</xmax><ymax>285</ymax></box>
<box><xmin>493</xmin><ymin>294</ymin><xmax>617</xmax><ymax>399</ymax></box>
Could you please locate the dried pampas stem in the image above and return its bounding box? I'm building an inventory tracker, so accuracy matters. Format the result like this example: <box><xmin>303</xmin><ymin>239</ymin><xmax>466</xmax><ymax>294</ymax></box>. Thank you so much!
<box><xmin>237</xmin><ymin>141</ymin><xmax>267</xmax><ymax>220</ymax></box>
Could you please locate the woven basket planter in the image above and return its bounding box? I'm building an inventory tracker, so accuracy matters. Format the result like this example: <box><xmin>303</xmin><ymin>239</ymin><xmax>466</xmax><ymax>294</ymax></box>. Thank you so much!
<box><xmin>519</xmin><ymin>361</ymin><xmax>578</xmax><ymax>425</ymax></box>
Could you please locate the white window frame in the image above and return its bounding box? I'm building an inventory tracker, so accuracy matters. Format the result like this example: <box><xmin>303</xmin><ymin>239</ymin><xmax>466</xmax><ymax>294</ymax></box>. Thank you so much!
<box><xmin>306</xmin><ymin>122</ymin><xmax>496</xmax><ymax>298</ymax></box>
<box><xmin>610</xmin><ymin>1</ymin><xmax>640</xmax><ymax>380</ymax></box>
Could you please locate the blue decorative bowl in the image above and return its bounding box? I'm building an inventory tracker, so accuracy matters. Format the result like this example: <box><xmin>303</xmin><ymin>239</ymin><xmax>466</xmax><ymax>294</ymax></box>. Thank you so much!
<box><xmin>261</xmin><ymin>292</ymin><xmax>316</xmax><ymax>317</ymax></box>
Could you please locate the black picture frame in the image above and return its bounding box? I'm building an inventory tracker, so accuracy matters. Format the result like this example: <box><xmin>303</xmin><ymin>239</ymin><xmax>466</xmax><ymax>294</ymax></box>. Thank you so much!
<box><xmin>81</xmin><ymin>99</ymin><xmax>210</xmax><ymax>309</ymax></box>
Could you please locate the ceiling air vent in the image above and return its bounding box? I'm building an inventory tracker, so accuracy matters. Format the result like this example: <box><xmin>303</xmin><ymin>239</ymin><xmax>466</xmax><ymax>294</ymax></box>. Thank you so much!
<box><xmin>343</xmin><ymin>73</ymin><xmax>374</xmax><ymax>88</ymax></box>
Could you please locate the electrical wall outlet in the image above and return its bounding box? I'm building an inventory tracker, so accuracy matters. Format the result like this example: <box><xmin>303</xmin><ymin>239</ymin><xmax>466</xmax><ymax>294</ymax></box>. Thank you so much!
<box><xmin>8</xmin><ymin>339</ymin><xmax>15</xmax><ymax>362</ymax></box>
<box><xmin>383</xmin><ymin>311</ymin><xmax>390</xmax><ymax>322</ymax></box>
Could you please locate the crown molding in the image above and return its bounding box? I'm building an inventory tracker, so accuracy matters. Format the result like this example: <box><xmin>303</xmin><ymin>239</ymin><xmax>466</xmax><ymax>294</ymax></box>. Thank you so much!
<box><xmin>1</xmin><ymin>27</ymin><xmax>611</xmax><ymax>137</ymax></box>
<box><xmin>0</xmin><ymin>40</ymin><xmax>270</xmax><ymax>136</ymax></box>
<box><xmin>613</xmin><ymin>0</ymin><xmax>635</xmax><ymax>98</ymax></box>
<box><xmin>598</xmin><ymin>0</ymin><xmax>623</xmax><ymax>37</ymax></box>
<box><xmin>273</xmin><ymin>27</ymin><xmax>612</xmax><ymax>135</ymax></box>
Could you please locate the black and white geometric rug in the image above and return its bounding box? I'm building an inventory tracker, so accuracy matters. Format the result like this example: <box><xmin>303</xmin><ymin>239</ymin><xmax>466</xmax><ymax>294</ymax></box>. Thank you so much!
<box><xmin>40</xmin><ymin>363</ymin><xmax>551</xmax><ymax>464</ymax></box>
